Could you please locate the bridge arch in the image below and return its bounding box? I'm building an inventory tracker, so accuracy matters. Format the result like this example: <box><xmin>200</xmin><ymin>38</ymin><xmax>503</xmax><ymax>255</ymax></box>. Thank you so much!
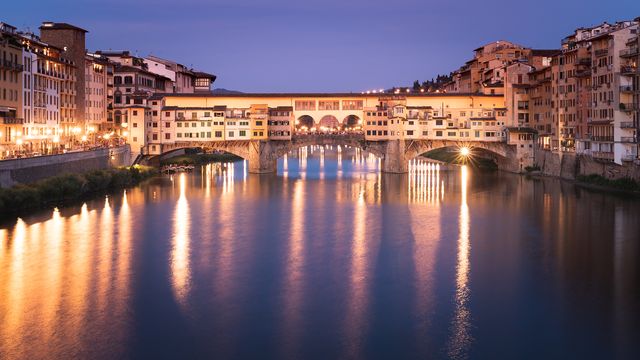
<box><xmin>318</xmin><ymin>115</ymin><xmax>340</xmax><ymax>131</ymax></box>
<box><xmin>343</xmin><ymin>115</ymin><xmax>362</xmax><ymax>129</ymax></box>
<box><xmin>296</xmin><ymin>115</ymin><xmax>314</xmax><ymax>131</ymax></box>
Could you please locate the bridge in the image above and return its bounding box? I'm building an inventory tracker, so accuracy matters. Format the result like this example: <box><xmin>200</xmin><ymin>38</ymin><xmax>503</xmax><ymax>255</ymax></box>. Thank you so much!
<box><xmin>151</xmin><ymin>133</ymin><xmax>519</xmax><ymax>173</ymax></box>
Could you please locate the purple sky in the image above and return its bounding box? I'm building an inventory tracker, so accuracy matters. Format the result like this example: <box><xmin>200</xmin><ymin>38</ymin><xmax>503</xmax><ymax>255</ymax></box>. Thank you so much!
<box><xmin>4</xmin><ymin>0</ymin><xmax>640</xmax><ymax>92</ymax></box>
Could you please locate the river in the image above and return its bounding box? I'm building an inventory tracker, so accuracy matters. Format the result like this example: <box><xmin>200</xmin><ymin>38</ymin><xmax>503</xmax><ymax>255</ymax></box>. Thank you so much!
<box><xmin>1</xmin><ymin>145</ymin><xmax>639</xmax><ymax>359</ymax></box>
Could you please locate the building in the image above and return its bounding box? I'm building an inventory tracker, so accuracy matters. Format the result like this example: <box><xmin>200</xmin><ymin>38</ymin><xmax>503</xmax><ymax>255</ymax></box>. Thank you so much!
<box><xmin>0</xmin><ymin>23</ymin><xmax>24</xmax><ymax>157</ymax></box>
<box><xmin>39</xmin><ymin>22</ymin><xmax>87</xmax><ymax>138</ymax></box>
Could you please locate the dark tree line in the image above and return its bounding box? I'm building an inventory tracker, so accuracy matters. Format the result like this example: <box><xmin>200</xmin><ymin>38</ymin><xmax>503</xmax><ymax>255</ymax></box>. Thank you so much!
<box><xmin>412</xmin><ymin>74</ymin><xmax>453</xmax><ymax>91</ymax></box>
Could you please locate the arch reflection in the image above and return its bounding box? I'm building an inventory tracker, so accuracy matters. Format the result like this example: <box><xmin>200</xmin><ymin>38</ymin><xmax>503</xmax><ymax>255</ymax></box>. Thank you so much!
<box><xmin>447</xmin><ymin>165</ymin><xmax>472</xmax><ymax>359</ymax></box>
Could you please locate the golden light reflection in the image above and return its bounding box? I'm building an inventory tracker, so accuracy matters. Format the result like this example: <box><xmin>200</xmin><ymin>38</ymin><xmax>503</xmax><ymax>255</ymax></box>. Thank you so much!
<box><xmin>447</xmin><ymin>165</ymin><xmax>472</xmax><ymax>359</ymax></box>
<box><xmin>2</xmin><ymin>218</ymin><xmax>27</xmax><ymax>350</ymax></box>
<box><xmin>282</xmin><ymin>180</ymin><xmax>305</xmax><ymax>357</ymax></box>
<box><xmin>410</xmin><ymin>173</ymin><xmax>442</xmax><ymax>348</ymax></box>
<box><xmin>97</xmin><ymin>197</ymin><xmax>114</xmax><ymax>312</ymax></box>
<box><xmin>116</xmin><ymin>191</ymin><xmax>132</xmax><ymax>311</ymax></box>
<box><xmin>67</xmin><ymin>203</ymin><xmax>93</xmax><ymax>327</ymax></box>
<box><xmin>171</xmin><ymin>173</ymin><xmax>191</xmax><ymax>308</ymax></box>
<box><xmin>344</xmin><ymin>189</ymin><xmax>370</xmax><ymax>359</ymax></box>
<box><xmin>408</xmin><ymin>158</ymin><xmax>444</xmax><ymax>204</ymax></box>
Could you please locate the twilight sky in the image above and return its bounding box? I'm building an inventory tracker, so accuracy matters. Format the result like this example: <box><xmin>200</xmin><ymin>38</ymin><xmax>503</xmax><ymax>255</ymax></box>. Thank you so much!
<box><xmin>4</xmin><ymin>0</ymin><xmax>640</xmax><ymax>92</ymax></box>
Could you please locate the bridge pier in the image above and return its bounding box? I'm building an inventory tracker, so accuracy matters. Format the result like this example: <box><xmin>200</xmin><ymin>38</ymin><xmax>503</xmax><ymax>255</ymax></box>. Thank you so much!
<box><xmin>381</xmin><ymin>140</ymin><xmax>409</xmax><ymax>173</ymax></box>
<box><xmin>247</xmin><ymin>140</ymin><xmax>278</xmax><ymax>173</ymax></box>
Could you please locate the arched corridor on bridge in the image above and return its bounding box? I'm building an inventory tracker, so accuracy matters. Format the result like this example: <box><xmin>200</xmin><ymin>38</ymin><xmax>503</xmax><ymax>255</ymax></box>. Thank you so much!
<box><xmin>296</xmin><ymin>115</ymin><xmax>314</xmax><ymax>131</ymax></box>
<box><xmin>343</xmin><ymin>115</ymin><xmax>362</xmax><ymax>129</ymax></box>
<box><xmin>318</xmin><ymin>115</ymin><xmax>340</xmax><ymax>131</ymax></box>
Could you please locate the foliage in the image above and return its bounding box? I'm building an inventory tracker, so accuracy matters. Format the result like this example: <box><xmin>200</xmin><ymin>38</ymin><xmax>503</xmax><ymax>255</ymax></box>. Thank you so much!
<box><xmin>160</xmin><ymin>153</ymin><xmax>242</xmax><ymax>166</ymax></box>
<box><xmin>576</xmin><ymin>174</ymin><xmax>640</xmax><ymax>192</ymax></box>
<box><xmin>0</xmin><ymin>166</ymin><xmax>157</xmax><ymax>220</ymax></box>
<box><xmin>524</xmin><ymin>164</ymin><xmax>541</xmax><ymax>172</ymax></box>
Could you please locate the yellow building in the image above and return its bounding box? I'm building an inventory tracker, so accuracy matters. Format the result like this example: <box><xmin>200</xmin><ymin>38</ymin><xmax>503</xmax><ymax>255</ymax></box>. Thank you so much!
<box><xmin>0</xmin><ymin>23</ymin><xmax>24</xmax><ymax>158</ymax></box>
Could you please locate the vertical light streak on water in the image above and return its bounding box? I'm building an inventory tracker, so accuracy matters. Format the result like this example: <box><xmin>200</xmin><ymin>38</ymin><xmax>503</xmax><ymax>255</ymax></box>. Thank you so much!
<box><xmin>171</xmin><ymin>173</ymin><xmax>191</xmax><ymax>309</ymax></box>
<box><xmin>116</xmin><ymin>191</ymin><xmax>132</xmax><ymax>313</ymax></box>
<box><xmin>410</xmin><ymin>160</ymin><xmax>442</xmax><ymax>352</ymax></box>
<box><xmin>97</xmin><ymin>197</ymin><xmax>114</xmax><ymax>313</ymax></box>
<box><xmin>66</xmin><ymin>203</ymin><xmax>93</xmax><ymax>343</ymax></box>
<box><xmin>1</xmin><ymin>218</ymin><xmax>27</xmax><ymax>354</ymax></box>
<box><xmin>447</xmin><ymin>165</ymin><xmax>472</xmax><ymax>359</ymax></box>
<box><xmin>281</xmin><ymin>179</ymin><xmax>306</xmax><ymax>358</ymax></box>
<box><xmin>344</xmin><ymin>189</ymin><xmax>369</xmax><ymax>359</ymax></box>
<box><xmin>40</xmin><ymin>208</ymin><xmax>64</xmax><ymax>353</ymax></box>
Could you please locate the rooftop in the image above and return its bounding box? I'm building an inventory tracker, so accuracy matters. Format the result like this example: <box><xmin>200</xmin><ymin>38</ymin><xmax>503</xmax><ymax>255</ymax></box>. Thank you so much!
<box><xmin>39</xmin><ymin>22</ymin><xmax>88</xmax><ymax>33</ymax></box>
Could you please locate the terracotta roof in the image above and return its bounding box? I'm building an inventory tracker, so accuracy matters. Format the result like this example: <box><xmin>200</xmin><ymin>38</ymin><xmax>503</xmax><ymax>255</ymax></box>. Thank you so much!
<box><xmin>531</xmin><ymin>49</ymin><xmax>561</xmax><ymax>57</ymax></box>
<box><xmin>39</xmin><ymin>22</ymin><xmax>88</xmax><ymax>33</ymax></box>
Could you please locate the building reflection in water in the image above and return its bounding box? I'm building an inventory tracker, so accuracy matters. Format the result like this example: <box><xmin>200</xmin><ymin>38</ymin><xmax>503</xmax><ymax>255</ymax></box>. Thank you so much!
<box><xmin>408</xmin><ymin>158</ymin><xmax>443</xmax><ymax>348</ymax></box>
<box><xmin>281</xmin><ymin>179</ymin><xmax>306</xmax><ymax>357</ymax></box>
<box><xmin>343</xmin><ymin>188</ymin><xmax>372</xmax><ymax>359</ymax></box>
<box><xmin>447</xmin><ymin>165</ymin><xmax>472</xmax><ymax>359</ymax></box>
<box><xmin>171</xmin><ymin>173</ymin><xmax>191</xmax><ymax>308</ymax></box>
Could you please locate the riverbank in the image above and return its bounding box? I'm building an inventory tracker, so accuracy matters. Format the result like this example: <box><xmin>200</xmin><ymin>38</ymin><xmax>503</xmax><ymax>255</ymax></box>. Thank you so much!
<box><xmin>526</xmin><ymin>171</ymin><xmax>640</xmax><ymax>196</ymax></box>
<box><xmin>160</xmin><ymin>152</ymin><xmax>242</xmax><ymax>166</ymax></box>
<box><xmin>0</xmin><ymin>165</ymin><xmax>157</xmax><ymax>221</ymax></box>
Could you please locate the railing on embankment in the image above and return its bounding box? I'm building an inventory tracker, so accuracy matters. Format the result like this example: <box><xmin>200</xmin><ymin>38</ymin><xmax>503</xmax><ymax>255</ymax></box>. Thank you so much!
<box><xmin>0</xmin><ymin>145</ymin><xmax>131</xmax><ymax>188</ymax></box>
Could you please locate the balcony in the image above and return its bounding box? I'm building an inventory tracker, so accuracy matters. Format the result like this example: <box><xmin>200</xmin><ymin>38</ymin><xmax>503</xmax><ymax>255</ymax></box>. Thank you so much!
<box><xmin>620</xmin><ymin>103</ymin><xmax>638</xmax><ymax>112</ymax></box>
<box><xmin>620</xmin><ymin>137</ymin><xmax>636</xmax><ymax>143</ymax></box>
<box><xmin>0</xmin><ymin>59</ymin><xmax>24</xmax><ymax>72</ymax></box>
<box><xmin>620</xmin><ymin>121</ymin><xmax>636</xmax><ymax>128</ymax></box>
<box><xmin>620</xmin><ymin>85</ymin><xmax>636</xmax><ymax>93</ymax></box>
<box><xmin>620</xmin><ymin>47</ymin><xmax>639</xmax><ymax>58</ymax></box>
<box><xmin>575</xmin><ymin>69</ymin><xmax>591</xmax><ymax>77</ymax></box>
<box><xmin>592</xmin><ymin>151</ymin><xmax>614</xmax><ymax>161</ymax></box>
<box><xmin>591</xmin><ymin>136</ymin><xmax>614</xmax><ymax>142</ymax></box>
<box><xmin>620</xmin><ymin>66</ymin><xmax>639</xmax><ymax>76</ymax></box>
<box><xmin>595</xmin><ymin>48</ymin><xmax>609</xmax><ymax>57</ymax></box>
<box><xmin>577</xmin><ymin>58</ymin><xmax>591</xmax><ymax>66</ymax></box>
<box><xmin>0</xmin><ymin>117</ymin><xmax>25</xmax><ymax>125</ymax></box>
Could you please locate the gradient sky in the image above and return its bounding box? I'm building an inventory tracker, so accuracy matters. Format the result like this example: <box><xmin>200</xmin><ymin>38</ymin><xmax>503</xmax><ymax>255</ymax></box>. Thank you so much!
<box><xmin>4</xmin><ymin>0</ymin><xmax>640</xmax><ymax>92</ymax></box>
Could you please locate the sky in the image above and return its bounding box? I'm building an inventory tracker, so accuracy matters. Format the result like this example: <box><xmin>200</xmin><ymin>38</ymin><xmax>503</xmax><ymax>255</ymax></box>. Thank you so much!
<box><xmin>4</xmin><ymin>0</ymin><xmax>640</xmax><ymax>92</ymax></box>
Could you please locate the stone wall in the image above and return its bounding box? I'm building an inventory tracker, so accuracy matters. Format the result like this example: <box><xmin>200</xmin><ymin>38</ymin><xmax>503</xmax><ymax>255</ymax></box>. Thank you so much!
<box><xmin>0</xmin><ymin>145</ymin><xmax>131</xmax><ymax>188</ymax></box>
<box><xmin>534</xmin><ymin>148</ymin><xmax>640</xmax><ymax>181</ymax></box>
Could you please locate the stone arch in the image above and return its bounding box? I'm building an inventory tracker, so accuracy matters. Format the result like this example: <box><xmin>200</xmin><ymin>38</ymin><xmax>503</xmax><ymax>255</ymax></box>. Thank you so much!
<box><xmin>318</xmin><ymin>115</ymin><xmax>340</xmax><ymax>131</ymax></box>
<box><xmin>296</xmin><ymin>115</ymin><xmax>314</xmax><ymax>131</ymax></box>
<box><xmin>343</xmin><ymin>115</ymin><xmax>362</xmax><ymax>129</ymax></box>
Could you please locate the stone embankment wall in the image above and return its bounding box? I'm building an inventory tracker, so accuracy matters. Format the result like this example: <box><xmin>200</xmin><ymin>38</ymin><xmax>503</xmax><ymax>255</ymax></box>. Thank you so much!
<box><xmin>0</xmin><ymin>145</ymin><xmax>131</xmax><ymax>188</ymax></box>
<box><xmin>535</xmin><ymin>148</ymin><xmax>640</xmax><ymax>181</ymax></box>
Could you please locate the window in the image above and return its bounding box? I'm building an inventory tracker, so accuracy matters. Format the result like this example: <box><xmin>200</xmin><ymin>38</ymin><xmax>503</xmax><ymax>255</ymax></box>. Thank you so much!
<box><xmin>318</xmin><ymin>100</ymin><xmax>339</xmax><ymax>110</ymax></box>
<box><xmin>342</xmin><ymin>100</ymin><xmax>363</xmax><ymax>110</ymax></box>
<box><xmin>435</xmin><ymin>131</ymin><xmax>443</xmax><ymax>137</ymax></box>
<box><xmin>133</xmin><ymin>110</ymin><xmax>138</xmax><ymax>116</ymax></box>
<box><xmin>228</xmin><ymin>131</ymin><xmax>234</xmax><ymax>137</ymax></box>
<box><xmin>295</xmin><ymin>100</ymin><xmax>316</xmax><ymax>110</ymax></box>
<box><xmin>133</xmin><ymin>122</ymin><xmax>138</xmax><ymax>128</ymax></box>
<box><xmin>215</xmin><ymin>131</ymin><xmax>222</xmax><ymax>137</ymax></box>
<box><xmin>165</xmin><ymin>133</ymin><xmax>170</xmax><ymax>140</ymax></box>
<box><xmin>239</xmin><ymin>130</ymin><xmax>247</xmax><ymax>137</ymax></box>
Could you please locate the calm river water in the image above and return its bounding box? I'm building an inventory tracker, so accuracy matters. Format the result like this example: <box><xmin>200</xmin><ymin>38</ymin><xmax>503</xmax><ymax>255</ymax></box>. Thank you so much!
<box><xmin>1</xmin><ymin>146</ymin><xmax>639</xmax><ymax>359</ymax></box>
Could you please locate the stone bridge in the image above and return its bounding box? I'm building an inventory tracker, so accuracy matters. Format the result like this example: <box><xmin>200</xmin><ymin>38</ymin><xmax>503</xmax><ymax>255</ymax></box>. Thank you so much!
<box><xmin>154</xmin><ymin>134</ymin><xmax>519</xmax><ymax>173</ymax></box>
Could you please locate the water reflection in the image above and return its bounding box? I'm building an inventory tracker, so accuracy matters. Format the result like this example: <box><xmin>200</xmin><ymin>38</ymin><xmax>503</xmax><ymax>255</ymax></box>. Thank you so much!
<box><xmin>171</xmin><ymin>173</ymin><xmax>191</xmax><ymax>308</ymax></box>
<box><xmin>447</xmin><ymin>165</ymin><xmax>472</xmax><ymax>359</ymax></box>
<box><xmin>0</xmin><ymin>146</ymin><xmax>639</xmax><ymax>359</ymax></box>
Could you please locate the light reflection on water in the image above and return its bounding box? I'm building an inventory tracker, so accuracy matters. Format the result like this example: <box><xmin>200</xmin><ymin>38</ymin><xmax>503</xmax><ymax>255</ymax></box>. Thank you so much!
<box><xmin>0</xmin><ymin>145</ymin><xmax>639</xmax><ymax>359</ymax></box>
